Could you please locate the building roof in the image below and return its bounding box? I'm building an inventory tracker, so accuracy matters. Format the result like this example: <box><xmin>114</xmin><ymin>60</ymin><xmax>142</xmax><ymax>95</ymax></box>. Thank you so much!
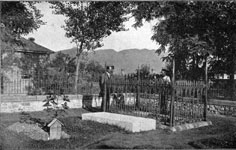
<box><xmin>47</xmin><ymin>118</ymin><xmax>64</xmax><ymax>127</ymax></box>
<box><xmin>15</xmin><ymin>37</ymin><xmax>54</xmax><ymax>55</ymax></box>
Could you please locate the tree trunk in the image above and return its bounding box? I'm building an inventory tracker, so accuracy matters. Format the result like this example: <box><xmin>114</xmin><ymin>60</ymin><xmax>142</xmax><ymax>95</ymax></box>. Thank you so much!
<box><xmin>75</xmin><ymin>54</ymin><xmax>79</xmax><ymax>94</ymax></box>
<box><xmin>0</xmin><ymin>2</ymin><xmax>3</xmax><ymax>94</ymax></box>
<box><xmin>74</xmin><ymin>42</ymin><xmax>83</xmax><ymax>94</ymax></box>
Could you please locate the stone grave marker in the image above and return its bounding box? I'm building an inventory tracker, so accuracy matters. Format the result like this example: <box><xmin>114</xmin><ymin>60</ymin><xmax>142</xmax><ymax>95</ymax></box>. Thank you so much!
<box><xmin>47</xmin><ymin>118</ymin><xmax>63</xmax><ymax>140</ymax></box>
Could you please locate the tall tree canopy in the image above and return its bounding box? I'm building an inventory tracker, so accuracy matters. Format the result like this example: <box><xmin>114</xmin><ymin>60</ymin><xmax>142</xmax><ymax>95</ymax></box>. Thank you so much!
<box><xmin>50</xmin><ymin>1</ymin><xmax>130</xmax><ymax>90</ymax></box>
<box><xmin>131</xmin><ymin>1</ymin><xmax>236</xmax><ymax>81</ymax></box>
<box><xmin>1</xmin><ymin>2</ymin><xmax>44</xmax><ymax>36</ymax></box>
<box><xmin>1</xmin><ymin>1</ymin><xmax>44</xmax><ymax>69</ymax></box>
<box><xmin>0</xmin><ymin>1</ymin><xmax>44</xmax><ymax>93</ymax></box>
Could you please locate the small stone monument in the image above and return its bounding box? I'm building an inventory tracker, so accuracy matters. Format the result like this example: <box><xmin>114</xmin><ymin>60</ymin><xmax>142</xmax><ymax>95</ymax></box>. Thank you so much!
<box><xmin>47</xmin><ymin>118</ymin><xmax>63</xmax><ymax>140</ymax></box>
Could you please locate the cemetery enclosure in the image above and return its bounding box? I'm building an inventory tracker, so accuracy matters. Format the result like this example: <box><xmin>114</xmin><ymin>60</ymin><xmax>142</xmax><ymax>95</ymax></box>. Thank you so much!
<box><xmin>105</xmin><ymin>79</ymin><xmax>207</xmax><ymax>127</ymax></box>
<box><xmin>2</xmin><ymin>70</ymin><xmax>236</xmax><ymax>127</ymax></box>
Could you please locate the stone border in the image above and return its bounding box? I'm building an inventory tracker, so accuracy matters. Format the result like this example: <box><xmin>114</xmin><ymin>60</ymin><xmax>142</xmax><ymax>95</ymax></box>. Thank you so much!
<box><xmin>157</xmin><ymin>121</ymin><xmax>212</xmax><ymax>132</ymax></box>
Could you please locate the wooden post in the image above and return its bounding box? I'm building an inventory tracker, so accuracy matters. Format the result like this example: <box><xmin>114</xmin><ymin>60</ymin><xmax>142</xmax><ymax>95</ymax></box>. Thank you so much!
<box><xmin>170</xmin><ymin>58</ymin><xmax>176</xmax><ymax>127</ymax></box>
<box><xmin>203</xmin><ymin>55</ymin><xmax>208</xmax><ymax>121</ymax></box>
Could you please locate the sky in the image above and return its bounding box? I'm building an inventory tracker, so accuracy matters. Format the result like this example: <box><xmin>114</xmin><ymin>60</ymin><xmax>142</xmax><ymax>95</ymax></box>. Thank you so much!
<box><xmin>24</xmin><ymin>2</ymin><xmax>160</xmax><ymax>52</ymax></box>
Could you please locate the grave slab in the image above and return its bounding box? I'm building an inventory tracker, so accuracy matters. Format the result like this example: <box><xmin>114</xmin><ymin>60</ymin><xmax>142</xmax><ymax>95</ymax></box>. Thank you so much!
<box><xmin>82</xmin><ymin>112</ymin><xmax>156</xmax><ymax>132</ymax></box>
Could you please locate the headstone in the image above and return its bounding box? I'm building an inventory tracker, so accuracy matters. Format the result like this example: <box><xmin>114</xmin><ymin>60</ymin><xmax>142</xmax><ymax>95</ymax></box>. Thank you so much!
<box><xmin>47</xmin><ymin>118</ymin><xmax>63</xmax><ymax>140</ymax></box>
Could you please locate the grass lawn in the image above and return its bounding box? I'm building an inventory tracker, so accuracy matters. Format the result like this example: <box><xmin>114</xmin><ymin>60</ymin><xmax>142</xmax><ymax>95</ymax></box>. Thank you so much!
<box><xmin>1</xmin><ymin>108</ymin><xmax>236</xmax><ymax>149</ymax></box>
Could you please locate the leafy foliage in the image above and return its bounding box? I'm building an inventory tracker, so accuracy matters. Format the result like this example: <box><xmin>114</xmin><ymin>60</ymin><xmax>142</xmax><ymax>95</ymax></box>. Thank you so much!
<box><xmin>1</xmin><ymin>1</ymin><xmax>44</xmax><ymax>36</ymax></box>
<box><xmin>50</xmin><ymin>2</ymin><xmax>129</xmax><ymax>51</ymax></box>
<box><xmin>1</xmin><ymin>1</ymin><xmax>44</xmax><ymax>93</ymax></box>
<box><xmin>50</xmin><ymin>52</ymin><xmax>76</xmax><ymax>74</ymax></box>
<box><xmin>131</xmin><ymin>1</ymin><xmax>236</xmax><ymax>81</ymax></box>
<box><xmin>137</xmin><ymin>64</ymin><xmax>151</xmax><ymax>79</ymax></box>
<box><xmin>43</xmin><ymin>91</ymin><xmax>70</xmax><ymax>118</ymax></box>
<box><xmin>50</xmin><ymin>2</ymin><xmax>130</xmax><ymax>90</ymax></box>
<box><xmin>86</xmin><ymin>60</ymin><xmax>105</xmax><ymax>74</ymax></box>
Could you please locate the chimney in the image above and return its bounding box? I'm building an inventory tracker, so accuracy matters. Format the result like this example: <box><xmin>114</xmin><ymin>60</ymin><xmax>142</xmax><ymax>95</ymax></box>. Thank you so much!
<box><xmin>28</xmin><ymin>37</ymin><xmax>35</xmax><ymax>42</ymax></box>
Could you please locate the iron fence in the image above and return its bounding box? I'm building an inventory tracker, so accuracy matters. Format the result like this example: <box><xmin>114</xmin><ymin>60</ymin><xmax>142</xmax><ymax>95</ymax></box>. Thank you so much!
<box><xmin>174</xmin><ymin>81</ymin><xmax>206</xmax><ymax>126</ymax></box>
<box><xmin>1</xmin><ymin>71</ymin><xmax>101</xmax><ymax>95</ymax></box>
<box><xmin>104</xmin><ymin>78</ymin><xmax>207</xmax><ymax>127</ymax></box>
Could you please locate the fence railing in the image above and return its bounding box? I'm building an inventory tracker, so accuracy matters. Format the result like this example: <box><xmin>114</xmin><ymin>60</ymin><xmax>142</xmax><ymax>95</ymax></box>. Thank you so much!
<box><xmin>105</xmin><ymin>78</ymin><xmax>171</xmax><ymax>125</ymax></box>
<box><xmin>2</xmin><ymin>70</ymin><xmax>236</xmax><ymax>101</ymax></box>
<box><xmin>1</xmin><ymin>72</ymin><xmax>101</xmax><ymax>95</ymax></box>
<box><xmin>104</xmin><ymin>79</ymin><xmax>207</xmax><ymax>127</ymax></box>
<box><xmin>174</xmin><ymin>81</ymin><xmax>206</xmax><ymax>125</ymax></box>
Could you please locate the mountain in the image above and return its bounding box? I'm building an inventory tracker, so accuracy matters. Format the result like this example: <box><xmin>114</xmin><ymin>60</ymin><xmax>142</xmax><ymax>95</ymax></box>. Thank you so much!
<box><xmin>55</xmin><ymin>48</ymin><xmax>165</xmax><ymax>74</ymax></box>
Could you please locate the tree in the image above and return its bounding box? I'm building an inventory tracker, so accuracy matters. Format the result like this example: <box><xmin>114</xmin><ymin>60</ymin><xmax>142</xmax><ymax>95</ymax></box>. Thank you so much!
<box><xmin>137</xmin><ymin>64</ymin><xmax>150</xmax><ymax>79</ymax></box>
<box><xmin>85</xmin><ymin>60</ymin><xmax>105</xmax><ymax>74</ymax></box>
<box><xmin>1</xmin><ymin>1</ymin><xmax>44</xmax><ymax>69</ymax></box>
<box><xmin>131</xmin><ymin>1</ymin><xmax>236</xmax><ymax>98</ymax></box>
<box><xmin>50</xmin><ymin>1</ymin><xmax>130</xmax><ymax>92</ymax></box>
<box><xmin>1</xmin><ymin>2</ymin><xmax>44</xmax><ymax>35</ymax></box>
<box><xmin>50</xmin><ymin>52</ymin><xmax>76</xmax><ymax>75</ymax></box>
<box><xmin>0</xmin><ymin>1</ymin><xmax>44</xmax><ymax>93</ymax></box>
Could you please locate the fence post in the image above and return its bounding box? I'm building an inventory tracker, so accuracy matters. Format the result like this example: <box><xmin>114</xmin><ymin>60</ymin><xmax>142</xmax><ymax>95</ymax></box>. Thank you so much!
<box><xmin>103</xmin><ymin>79</ymin><xmax>107</xmax><ymax>112</ymax></box>
<box><xmin>136</xmin><ymin>67</ymin><xmax>140</xmax><ymax>109</ymax></box>
<box><xmin>203</xmin><ymin>56</ymin><xmax>208</xmax><ymax>121</ymax></box>
<box><xmin>170</xmin><ymin>58</ymin><xmax>176</xmax><ymax>127</ymax></box>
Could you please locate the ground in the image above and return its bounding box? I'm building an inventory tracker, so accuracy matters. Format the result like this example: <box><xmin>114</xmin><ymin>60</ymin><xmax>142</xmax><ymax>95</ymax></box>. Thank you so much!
<box><xmin>1</xmin><ymin>109</ymin><xmax>236</xmax><ymax>149</ymax></box>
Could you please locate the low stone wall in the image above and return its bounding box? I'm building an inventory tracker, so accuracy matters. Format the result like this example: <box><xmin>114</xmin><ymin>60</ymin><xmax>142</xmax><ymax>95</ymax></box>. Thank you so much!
<box><xmin>208</xmin><ymin>99</ymin><xmax>236</xmax><ymax>116</ymax></box>
<box><xmin>0</xmin><ymin>94</ymin><xmax>83</xmax><ymax>113</ymax></box>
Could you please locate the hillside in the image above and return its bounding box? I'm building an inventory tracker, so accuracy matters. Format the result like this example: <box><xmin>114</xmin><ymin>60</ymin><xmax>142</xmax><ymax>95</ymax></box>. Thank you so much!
<box><xmin>55</xmin><ymin>48</ymin><xmax>165</xmax><ymax>74</ymax></box>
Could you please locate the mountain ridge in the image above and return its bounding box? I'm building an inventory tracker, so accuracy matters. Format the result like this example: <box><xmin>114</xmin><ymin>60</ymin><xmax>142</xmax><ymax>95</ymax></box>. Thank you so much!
<box><xmin>55</xmin><ymin>48</ymin><xmax>165</xmax><ymax>74</ymax></box>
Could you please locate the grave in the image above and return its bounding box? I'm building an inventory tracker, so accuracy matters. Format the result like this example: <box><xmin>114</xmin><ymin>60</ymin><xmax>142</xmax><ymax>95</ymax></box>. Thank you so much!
<box><xmin>7</xmin><ymin>118</ymin><xmax>70</xmax><ymax>140</ymax></box>
<box><xmin>82</xmin><ymin>112</ymin><xmax>156</xmax><ymax>132</ymax></box>
<box><xmin>47</xmin><ymin>118</ymin><xmax>64</xmax><ymax>140</ymax></box>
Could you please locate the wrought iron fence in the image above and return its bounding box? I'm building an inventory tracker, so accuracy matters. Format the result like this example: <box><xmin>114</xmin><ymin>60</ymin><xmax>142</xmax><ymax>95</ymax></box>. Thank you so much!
<box><xmin>105</xmin><ymin>78</ymin><xmax>171</xmax><ymax>125</ymax></box>
<box><xmin>1</xmin><ymin>71</ymin><xmax>101</xmax><ymax>95</ymax></box>
<box><xmin>104</xmin><ymin>78</ymin><xmax>207</xmax><ymax>127</ymax></box>
<box><xmin>174</xmin><ymin>81</ymin><xmax>206</xmax><ymax>126</ymax></box>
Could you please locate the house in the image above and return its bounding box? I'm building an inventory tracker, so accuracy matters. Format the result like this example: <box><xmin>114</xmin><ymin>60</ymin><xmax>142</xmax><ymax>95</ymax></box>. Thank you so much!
<box><xmin>1</xmin><ymin>37</ymin><xmax>54</xmax><ymax>94</ymax></box>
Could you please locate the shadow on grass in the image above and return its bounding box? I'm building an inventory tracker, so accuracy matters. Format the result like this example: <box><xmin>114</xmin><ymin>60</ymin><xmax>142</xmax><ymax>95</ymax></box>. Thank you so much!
<box><xmin>189</xmin><ymin>132</ymin><xmax>236</xmax><ymax>148</ymax></box>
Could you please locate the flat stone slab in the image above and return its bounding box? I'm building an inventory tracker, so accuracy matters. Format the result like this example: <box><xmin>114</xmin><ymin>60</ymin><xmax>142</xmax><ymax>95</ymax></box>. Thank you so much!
<box><xmin>157</xmin><ymin>121</ymin><xmax>213</xmax><ymax>132</ymax></box>
<box><xmin>169</xmin><ymin>121</ymin><xmax>212</xmax><ymax>132</ymax></box>
<box><xmin>82</xmin><ymin>112</ymin><xmax>156</xmax><ymax>132</ymax></box>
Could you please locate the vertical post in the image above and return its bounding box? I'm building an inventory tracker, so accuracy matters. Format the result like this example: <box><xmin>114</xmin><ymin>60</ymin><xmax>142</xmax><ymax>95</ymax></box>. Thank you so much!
<box><xmin>136</xmin><ymin>66</ymin><xmax>140</xmax><ymax>109</ymax></box>
<box><xmin>203</xmin><ymin>55</ymin><xmax>208</xmax><ymax>121</ymax></box>
<box><xmin>103</xmin><ymin>80</ymin><xmax>107</xmax><ymax>112</ymax></box>
<box><xmin>170</xmin><ymin>58</ymin><xmax>176</xmax><ymax>127</ymax></box>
